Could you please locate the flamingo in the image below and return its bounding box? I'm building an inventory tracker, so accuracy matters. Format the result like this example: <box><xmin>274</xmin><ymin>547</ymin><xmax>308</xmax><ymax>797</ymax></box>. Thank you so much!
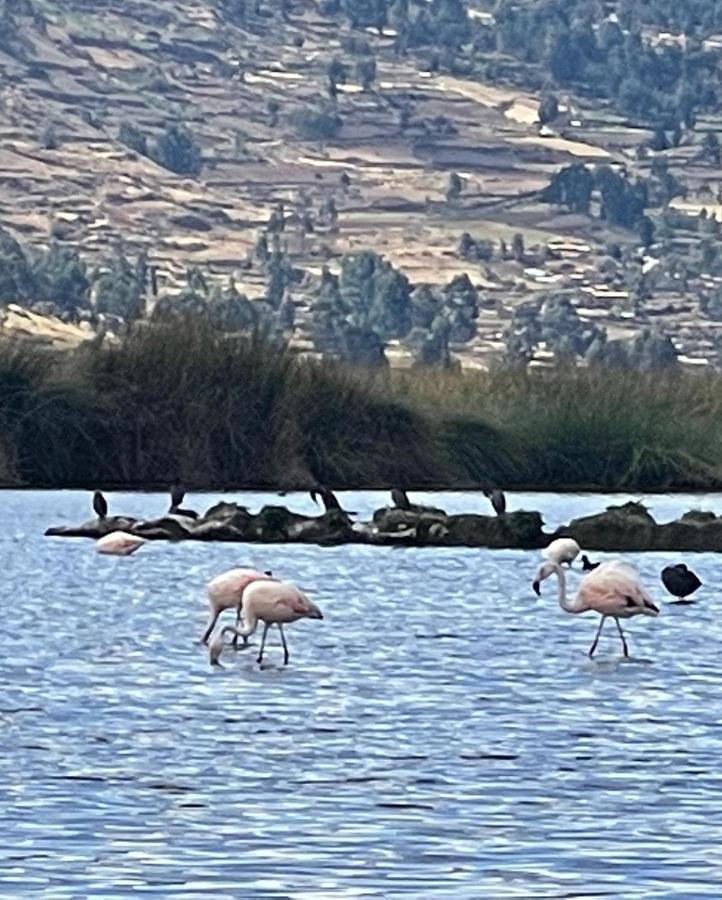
<box><xmin>201</xmin><ymin>567</ymin><xmax>274</xmax><ymax>645</ymax></box>
<box><xmin>208</xmin><ymin>626</ymin><xmax>239</xmax><ymax>668</ymax></box>
<box><xmin>213</xmin><ymin>580</ymin><xmax>323</xmax><ymax>666</ymax></box>
<box><xmin>542</xmin><ymin>537</ymin><xmax>580</xmax><ymax>567</ymax></box>
<box><xmin>95</xmin><ymin>531</ymin><xmax>147</xmax><ymax>556</ymax></box>
<box><xmin>532</xmin><ymin>558</ymin><xmax>659</xmax><ymax>657</ymax></box>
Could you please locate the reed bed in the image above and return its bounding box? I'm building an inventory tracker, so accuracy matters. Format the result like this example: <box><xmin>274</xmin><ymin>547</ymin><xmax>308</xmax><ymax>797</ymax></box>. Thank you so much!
<box><xmin>1</xmin><ymin>322</ymin><xmax>721</xmax><ymax>491</ymax></box>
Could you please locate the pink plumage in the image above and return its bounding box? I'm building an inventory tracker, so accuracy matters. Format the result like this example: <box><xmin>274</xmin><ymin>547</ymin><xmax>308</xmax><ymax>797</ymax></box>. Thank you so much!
<box><xmin>209</xmin><ymin>581</ymin><xmax>323</xmax><ymax>667</ymax></box>
<box><xmin>532</xmin><ymin>558</ymin><xmax>659</xmax><ymax>657</ymax></box>
<box><xmin>95</xmin><ymin>531</ymin><xmax>147</xmax><ymax>556</ymax></box>
<box><xmin>201</xmin><ymin>567</ymin><xmax>274</xmax><ymax>644</ymax></box>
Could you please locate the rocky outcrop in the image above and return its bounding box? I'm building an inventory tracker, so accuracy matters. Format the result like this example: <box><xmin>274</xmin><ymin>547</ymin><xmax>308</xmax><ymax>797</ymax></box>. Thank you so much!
<box><xmin>558</xmin><ymin>502</ymin><xmax>722</xmax><ymax>552</ymax></box>
<box><xmin>45</xmin><ymin>515</ymin><xmax>137</xmax><ymax>538</ymax></box>
<box><xmin>443</xmin><ymin>511</ymin><xmax>545</xmax><ymax>548</ymax></box>
<box><xmin>557</xmin><ymin>502</ymin><xmax>656</xmax><ymax>551</ymax></box>
<box><xmin>45</xmin><ymin>498</ymin><xmax>722</xmax><ymax>551</ymax></box>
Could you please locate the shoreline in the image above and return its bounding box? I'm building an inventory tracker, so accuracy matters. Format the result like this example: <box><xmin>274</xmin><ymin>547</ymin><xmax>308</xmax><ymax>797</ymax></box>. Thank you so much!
<box><xmin>6</xmin><ymin>482</ymin><xmax>722</xmax><ymax>495</ymax></box>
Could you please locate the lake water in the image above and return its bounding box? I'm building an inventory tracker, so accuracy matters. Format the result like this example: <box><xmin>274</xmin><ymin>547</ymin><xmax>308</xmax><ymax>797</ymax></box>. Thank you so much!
<box><xmin>3</xmin><ymin>489</ymin><xmax>722</xmax><ymax>897</ymax></box>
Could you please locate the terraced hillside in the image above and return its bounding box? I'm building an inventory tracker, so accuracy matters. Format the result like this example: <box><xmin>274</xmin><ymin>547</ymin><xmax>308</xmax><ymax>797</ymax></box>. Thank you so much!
<box><xmin>2</xmin><ymin>0</ymin><xmax>722</xmax><ymax>368</ymax></box>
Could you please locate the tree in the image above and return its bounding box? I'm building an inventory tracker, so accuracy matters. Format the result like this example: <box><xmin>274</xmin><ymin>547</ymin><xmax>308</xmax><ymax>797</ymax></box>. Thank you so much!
<box><xmin>538</xmin><ymin>94</ymin><xmax>559</xmax><ymax>126</ymax></box>
<box><xmin>152</xmin><ymin>125</ymin><xmax>202</xmax><ymax>175</ymax></box>
<box><xmin>702</xmin><ymin>131</ymin><xmax>721</xmax><ymax>165</ymax></box>
<box><xmin>541</xmin><ymin>164</ymin><xmax>594</xmax><ymax>214</ymax></box>
<box><xmin>356</xmin><ymin>57</ymin><xmax>377</xmax><ymax>92</ymax></box>
<box><xmin>119</xmin><ymin>122</ymin><xmax>148</xmax><ymax>156</ymax></box>
<box><xmin>511</xmin><ymin>233</ymin><xmax>525</xmax><ymax>262</ymax></box>
<box><xmin>638</xmin><ymin>215</ymin><xmax>655</xmax><ymax>248</ymax></box>
<box><xmin>289</xmin><ymin>107</ymin><xmax>342</xmax><ymax>141</ymax></box>
<box><xmin>446</xmin><ymin>172</ymin><xmax>463</xmax><ymax>203</ymax></box>
<box><xmin>93</xmin><ymin>251</ymin><xmax>146</xmax><ymax>321</ymax></box>
<box><xmin>341</xmin><ymin>0</ymin><xmax>386</xmax><ymax>32</ymax></box>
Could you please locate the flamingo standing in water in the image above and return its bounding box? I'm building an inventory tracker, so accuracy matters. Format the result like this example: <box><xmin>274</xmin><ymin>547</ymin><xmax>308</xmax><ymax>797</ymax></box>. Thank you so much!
<box><xmin>532</xmin><ymin>558</ymin><xmax>659</xmax><ymax>657</ymax></box>
<box><xmin>201</xmin><ymin>567</ymin><xmax>274</xmax><ymax>645</ymax></box>
<box><xmin>209</xmin><ymin>580</ymin><xmax>323</xmax><ymax>667</ymax></box>
<box><xmin>95</xmin><ymin>531</ymin><xmax>147</xmax><ymax>556</ymax></box>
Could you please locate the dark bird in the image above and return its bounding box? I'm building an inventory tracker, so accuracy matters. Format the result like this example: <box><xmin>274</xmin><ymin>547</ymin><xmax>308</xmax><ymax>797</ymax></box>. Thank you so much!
<box><xmin>310</xmin><ymin>484</ymin><xmax>342</xmax><ymax>511</ymax></box>
<box><xmin>93</xmin><ymin>490</ymin><xmax>108</xmax><ymax>520</ymax></box>
<box><xmin>310</xmin><ymin>484</ymin><xmax>355</xmax><ymax>521</ymax></box>
<box><xmin>390</xmin><ymin>488</ymin><xmax>445</xmax><ymax>516</ymax></box>
<box><xmin>661</xmin><ymin>564</ymin><xmax>702</xmax><ymax>604</ymax></box>
<box><xmin>484</xmin><ymin>487</ymin><xmax>506</xmax><ymax>517</ymax></box>
<box><xmin>168</xmin><ymin>478</ymin><xmax>199</xmax><ymax>519</ymax></box>
<box><xmin>581</xmin><ymin>554</ymin><xmax>600</xmax><ymax>572</ymax></box>
<box><xmin>391</xmin><ymin>487</ymin><xmax>410</xmax><ymax>510</ymax></box>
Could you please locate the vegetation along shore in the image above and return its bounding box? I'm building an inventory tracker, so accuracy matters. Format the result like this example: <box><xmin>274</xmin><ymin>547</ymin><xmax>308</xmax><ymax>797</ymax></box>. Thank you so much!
<box><xmin>2</xmin><ymin>320</ymin><xmax>722</xmax><ymax>493</ymax></box>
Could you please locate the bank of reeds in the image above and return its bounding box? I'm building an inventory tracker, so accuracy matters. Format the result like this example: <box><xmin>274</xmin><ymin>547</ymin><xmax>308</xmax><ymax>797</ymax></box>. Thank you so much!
<box><xmin>1</xmin><ymin>322</ymin><xmax>721</xmax><ymax>491</ymax></box>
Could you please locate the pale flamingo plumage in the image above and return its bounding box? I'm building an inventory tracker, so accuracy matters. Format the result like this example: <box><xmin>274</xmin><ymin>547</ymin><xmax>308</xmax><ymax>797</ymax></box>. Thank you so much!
<box><xmin>95</xmin><ymin>531</ymin><xmax>147</xmax><ymax>556</ymax></box>
<box><xmin>201</xmin><ymin>567</ymin><xmax>275</xmax><ymax>645</ymax></box>
<box><xmin>211</xmin><ymin>580</ymin><xmax>323</xmax><ymax>667</ymax></box>
<box><xmin>533</xmin><ymin>558</ymin><xmax>659</xmax><ymax>657</ymax></box>
<box><xmin>541</xmin><ymin>538</ymin><xmax>581</xmax><ymax>567</ymax></box>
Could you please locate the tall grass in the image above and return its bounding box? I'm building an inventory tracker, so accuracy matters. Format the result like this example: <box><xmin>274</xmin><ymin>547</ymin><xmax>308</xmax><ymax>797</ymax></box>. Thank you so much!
<box><xmin>1</xmin><ymin>323</ymin><xmax>721</xmax><ymax>491</ymax></box>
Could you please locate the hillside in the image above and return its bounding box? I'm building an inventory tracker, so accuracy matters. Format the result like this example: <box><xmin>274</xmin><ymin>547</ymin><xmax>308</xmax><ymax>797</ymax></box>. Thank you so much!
<box><xmin>1</xmin><ymin>0</ymin><xmax>722</xmax><ymax>369</ymax></box>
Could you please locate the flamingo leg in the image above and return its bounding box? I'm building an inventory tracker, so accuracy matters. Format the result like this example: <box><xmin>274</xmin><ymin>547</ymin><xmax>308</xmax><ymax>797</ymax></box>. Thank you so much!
<box><xmin>232</xmin><ymin>604</ymin><xmax>249</xmax><ymax>650</ymax></box>
<box><xmin>257</xmin><ymin>622</ymin><xmax>270</xmax><ymax>665</ymax></box>
<box><xmin>201</xmin><ymin>610</ymin><xmax>220</xmax><ymax>645</ymax></box>
<box><xmin>278</xmin><ymin>624</ymin><xmax>289</xmax><ymax>666</ymax></box>
<box><xmin>588</xmin><ymin>616</ymin><xmax>606</xmax><ymax>657</ymax></box>
<box><xmin>614</xmin><ymin>618</ymin><xmax>629</xmax><ymax>657</ymax></box>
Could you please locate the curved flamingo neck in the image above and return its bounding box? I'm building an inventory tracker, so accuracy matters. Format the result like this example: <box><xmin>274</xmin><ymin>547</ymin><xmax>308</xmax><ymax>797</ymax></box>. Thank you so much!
<box><xmin>222</xmin><ymin>607</ymin><xmax>258</xmax><ymax>639</ymax></box>
<box><xmin>550</xmin><ymin>562</ymin><xmax>586</xmax><ymax>614</ymax></box>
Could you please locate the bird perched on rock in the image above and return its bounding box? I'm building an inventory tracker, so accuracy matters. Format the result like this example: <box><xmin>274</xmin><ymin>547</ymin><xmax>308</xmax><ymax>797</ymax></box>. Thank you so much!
<box><xmin>92</xmin><ymin>490</ymin><xmax>108</xmax><ymax>520</ymax></box>
<box><xmin>168</xmin><ymin>478</ymin><xmax>198</xmax><ymax>519</ymax></box>
<box><xmin>390</xmin><ymin>488</ymin><xmax>445</xmax><ymax>516</ymax></box>
<box><xmin>310</xmin><ymin>483</ymin><xmax>355</xmax><ymax>521</ymax></box>
<box><xmin>484</xmin><ymin>486</ymin><xmax>506</xmax><ymax>516</ymax></box>
<box><xmin>661</xmin><ymin>564</ymin><xmax>702</xmax><ymax>604</ymax></box>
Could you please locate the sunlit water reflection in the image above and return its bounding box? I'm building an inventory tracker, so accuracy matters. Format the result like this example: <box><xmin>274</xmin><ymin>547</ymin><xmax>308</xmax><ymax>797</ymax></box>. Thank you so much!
<box><xmin>2</xmin><ymin>490</ymin><xmax>722</xmax><ymax>897</ymax></box>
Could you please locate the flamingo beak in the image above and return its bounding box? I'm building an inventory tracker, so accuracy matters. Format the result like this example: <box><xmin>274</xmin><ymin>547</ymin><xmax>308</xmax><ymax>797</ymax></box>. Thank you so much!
<box><xmin>532</xmin><ymin>580</ymin><xmax>541</xmax><ymax>596</ymax></box>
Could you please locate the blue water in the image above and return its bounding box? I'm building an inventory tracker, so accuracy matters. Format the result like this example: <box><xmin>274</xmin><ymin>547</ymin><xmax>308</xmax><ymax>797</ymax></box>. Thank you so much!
<box><xmin>2</xmin><ymin>489</ymin><xmax>722</xmax><ymax>897</ymax></box>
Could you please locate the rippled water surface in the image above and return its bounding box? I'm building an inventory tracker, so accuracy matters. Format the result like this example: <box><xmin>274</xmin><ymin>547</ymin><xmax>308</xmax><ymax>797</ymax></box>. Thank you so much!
<box><xmin>3</xmin><ymin>489</ymin><xmax>722</xmax><ymax>897</ymax></box>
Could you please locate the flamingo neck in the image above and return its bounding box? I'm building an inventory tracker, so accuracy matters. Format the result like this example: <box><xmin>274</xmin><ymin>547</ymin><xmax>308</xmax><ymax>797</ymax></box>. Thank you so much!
<box><xmin>221</xmin><ymin>607</ymin><xmax>259</xmax><ymax>640</ymax></box>
<box><xmin>552</xmin><ymin>563</ymin><xmax>585</xmax><ymax>614</ymax></box>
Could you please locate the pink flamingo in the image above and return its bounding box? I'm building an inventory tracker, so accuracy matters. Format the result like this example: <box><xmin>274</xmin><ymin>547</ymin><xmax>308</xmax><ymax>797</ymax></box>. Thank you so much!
<box><xmin>201</xmin><ymin>567</ymin><xmax>274</xmax><ymax>645</ymax></box>
<box><xmin>210</xmin><ymin>580</ymin><xmax>323</xmax><ymax>666</ymax></box>
<box><xmin>95</xmin><ymin>531</ymin><xmax>147</xmax><ymax>556</ymax></box>
<box><xmin>532</xmin><ymin>558</ymin><xmax>659</xmax><ymax>657</ymax></box>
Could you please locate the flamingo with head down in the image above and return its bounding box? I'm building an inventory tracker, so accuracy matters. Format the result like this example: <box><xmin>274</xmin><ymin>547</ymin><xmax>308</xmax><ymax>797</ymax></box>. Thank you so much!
<box><xmin>532</xmin><ymin>558</ymin><xmax>659</xmax><ymax>657</ymax></box>
<box><xmin>209</xmin><ymin>580</ymin><xmax>323</xmax><ymax>667</ymax></box>
<box><xmin>201</xmin><ymin>567</ymin><xmax>275</xmax><ymax>645</ymax></box>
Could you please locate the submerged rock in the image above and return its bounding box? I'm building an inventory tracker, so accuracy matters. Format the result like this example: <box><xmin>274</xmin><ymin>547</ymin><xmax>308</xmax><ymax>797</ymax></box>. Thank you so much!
<box><xmin>45</xmin><ymin>515</ymin><xmax>136</xmax><ymax>539</ymax></box>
